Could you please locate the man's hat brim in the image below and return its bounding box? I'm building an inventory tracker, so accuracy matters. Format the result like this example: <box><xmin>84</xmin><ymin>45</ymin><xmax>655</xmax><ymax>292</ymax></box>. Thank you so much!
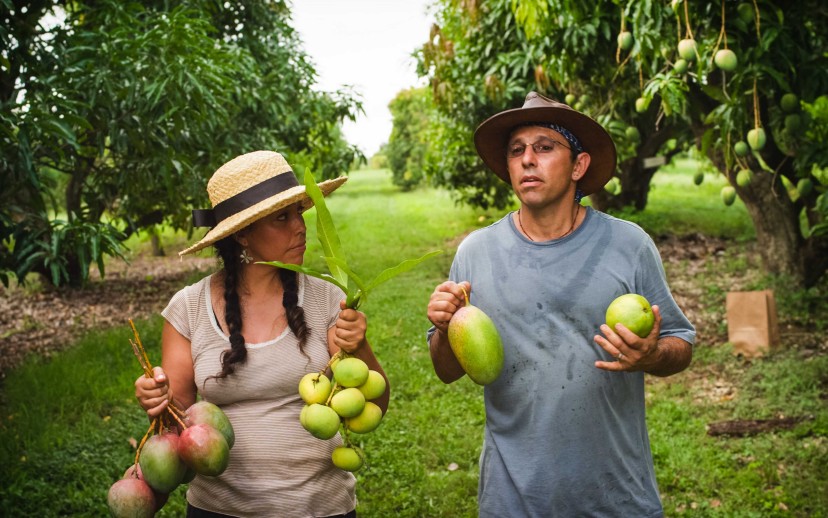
<box><xmin>473</xmin><ymin>92</ymin><xmax>617</xmax><ymax>195</ymax></box>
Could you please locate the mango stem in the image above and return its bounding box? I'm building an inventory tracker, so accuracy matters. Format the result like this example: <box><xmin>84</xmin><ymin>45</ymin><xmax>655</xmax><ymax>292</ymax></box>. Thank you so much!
<box><xmin>134</xmin><ymin>418</ymin><xmax>158</xmax><ymax>465</ymax></box>
<box><xmin>460</xmin><ymin>285</ymin><xmax>469</xmax><ymax>306</ymax></box>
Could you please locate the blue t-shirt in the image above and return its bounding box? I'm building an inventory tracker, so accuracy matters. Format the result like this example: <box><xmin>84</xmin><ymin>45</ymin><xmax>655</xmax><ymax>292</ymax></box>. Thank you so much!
<box><xmin>434</xmin><ymin>207</ymin><xmax>695</xmax><ymax>518</ymax></box>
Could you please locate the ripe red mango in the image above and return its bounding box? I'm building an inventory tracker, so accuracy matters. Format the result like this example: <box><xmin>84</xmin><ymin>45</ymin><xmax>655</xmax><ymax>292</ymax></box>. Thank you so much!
<box><xmin>186</xmin><ymin>400</ymin><xmax>235</xmax><ymax>449</ymax></box>
<box><xmin>107</xmin><ymin>477</ymin><xmax>156</xmax><ymax>518</ymax></box>
<box><xmin>178</xmin><ymin>423</ymin><xmax>230</xmax><ymax>477</ymax></box>
<box><xmin>138</xmin><ymin>432</ymin><xmax>187</xmax><ymax>494</ymax></box>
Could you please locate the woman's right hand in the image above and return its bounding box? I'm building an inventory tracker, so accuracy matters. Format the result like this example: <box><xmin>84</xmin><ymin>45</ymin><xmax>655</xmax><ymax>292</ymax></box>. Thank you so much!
<box><xmin>135</xmin><ymin>366</ymin><xmax>172</xmax><ymax>418</ymax></box>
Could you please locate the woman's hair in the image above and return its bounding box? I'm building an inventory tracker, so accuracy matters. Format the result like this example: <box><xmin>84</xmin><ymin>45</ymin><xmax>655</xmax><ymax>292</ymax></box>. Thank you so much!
<box><xmin>208</xmin><ymin>236</ymin><xmax>309</xmax><ymax>382</ymax></box>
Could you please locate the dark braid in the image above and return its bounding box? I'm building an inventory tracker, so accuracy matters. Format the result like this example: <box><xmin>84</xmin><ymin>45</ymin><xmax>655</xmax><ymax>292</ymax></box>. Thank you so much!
<box><xmin>207</xmin><ymin>238</ymin><xmax>311</xmax><ymax>382</ymax></box>
<box><xmin>210</xmin><ymin>237</ymin><xmax>247</xmax><ymax>381</ymax></box>
<box><xmin>280</xmin><ymin>268</ymin><xmax>309</xmax><ymax>354</ymax></box>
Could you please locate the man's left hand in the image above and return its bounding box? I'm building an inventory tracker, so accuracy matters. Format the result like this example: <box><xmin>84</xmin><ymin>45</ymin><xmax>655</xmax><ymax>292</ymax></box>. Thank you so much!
<box><xmin>594</xmin><ymin>305</ymin><xmax>663</xmax><ymax>372</ymax></box>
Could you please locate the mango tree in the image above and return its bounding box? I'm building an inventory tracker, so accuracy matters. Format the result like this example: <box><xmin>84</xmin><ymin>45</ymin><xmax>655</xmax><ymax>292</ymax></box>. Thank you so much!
<box><xmin>386</xmin><ymin>87</ymin><xmax>434</xmax><ymax>191</ymax></box>
<box><xmin>417</xmin><ymin>0</ymin><xmax>692</xmax><ymax>210</ymax></box>
<box><xmin>418</xmin><ymin>0</ymin><xmax>828</xmax><ymax>287</ymax></box>
<box><xmin>0</xmin><ymin>0</ymin><xmax>362</xmax><ymax>287</ymax></box>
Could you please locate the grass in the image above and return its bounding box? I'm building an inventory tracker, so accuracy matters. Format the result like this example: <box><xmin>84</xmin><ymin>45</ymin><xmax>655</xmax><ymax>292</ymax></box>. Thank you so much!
<box><xmin>608</xmin><ymin>157</ymin><xmax>756</xmax><ymax>240</ymax></box>
<box><xmin>1</xmin><ymin>166</ymin><xmax>826</xmax><ymax>517</ymax></box>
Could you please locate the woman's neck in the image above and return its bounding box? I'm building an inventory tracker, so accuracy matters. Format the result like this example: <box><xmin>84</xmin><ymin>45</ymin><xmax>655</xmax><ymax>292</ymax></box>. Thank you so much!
<box><xmin>236</xmin><ymin>264</ymin><xmax>284</xmax><ymax>300</ymax></box>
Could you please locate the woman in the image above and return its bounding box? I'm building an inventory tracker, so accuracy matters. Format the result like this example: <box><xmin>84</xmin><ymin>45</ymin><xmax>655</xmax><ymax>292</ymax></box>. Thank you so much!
<box><xmin>135</xmin><ymin>151</ymin><xmax>389</xmax><ymax>517</ymax></box>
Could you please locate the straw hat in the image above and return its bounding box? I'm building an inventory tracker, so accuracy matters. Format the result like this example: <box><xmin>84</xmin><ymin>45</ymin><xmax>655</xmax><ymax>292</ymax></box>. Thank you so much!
<box><xmin>179</xmin><ymin>151</ymin><xmax>347</xmax><ymax>256</ymax></box>
<box><xmin>473</xmin><ymin>91</ymin><xmax>617</xmax><ymax>195</ymax></box>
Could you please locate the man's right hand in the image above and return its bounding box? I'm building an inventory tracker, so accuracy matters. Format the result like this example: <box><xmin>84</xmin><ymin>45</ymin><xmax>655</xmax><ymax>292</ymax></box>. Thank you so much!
<box><xmin>134</xmin><ymin>366</ymin><xmax>172</xmax><ymax>418</ymax></box>
<box><xmin>427</xmin><ymin>281</ymin><xmax>471</xmax><ymax>335</ymax></box>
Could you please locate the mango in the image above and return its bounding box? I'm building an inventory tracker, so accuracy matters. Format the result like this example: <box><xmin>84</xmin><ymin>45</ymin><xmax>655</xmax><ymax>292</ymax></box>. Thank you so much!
<box><xmin>714</xmin><ymin>49</ymin><xmax>738</xmax><ymax>72</ymax></box>
<box><xmin>747</xmin><ymin>127</ymin><xmax>766</xmax><ymax>151</ymax></box>
<box><xmin>301</xmin><ymin>403</ymin><xmax>341</xmax><ymax>439</ymax></box>
<box><xmin>677</xmin><ymin>38</ymin><xmax>697</xmax><ymax>61</ymax></box>
<box><xmin>606</xmin><ymin>294</ymin><xmax>655</xmax><ymax>338</ymax></box>
<box><xmin>332</xmin><ymin>446</ymin><xmax>364</xmax><ymax>472</ymax></box>
<box><xmin>185</xmin><ymin>400</ymin><xmax>235</xmax><ymax>449</ymax></box>
<box><xmin>345</xmin><ymin>401</ymin><xmax>383</xmax><ymax>434</ymax></box>
<box><xmin>107</xmin><ymin>478</ymin><xmax>156</xmax><ymax>518</ymax></box>
<box><xmin>357</xmin><ymin>370</ymin><xmax>387</xmax><ymax>400</ymax></box>
<box><xmin>447</xmin><ymin>290</ymin><xmax>504</xmax><ymax>385</ymax></box>
<box><xmin>330</xmin><ymin>387</ymin><xmax>365</xmax><ymax>418</ymax></box>
<box><xmin>178</xmin><ymin>423</ymin><xmax>230</xmax><ymax>477</ymax></box>
<box><xmin>138</xmin><ymin>433</ymin><xmax>186</xmax><ymax>494</ymax></box>
<box><xmin>332</xmin><ymin>357</ymin><xmax>369</xmax><ymax>388</ymax></box>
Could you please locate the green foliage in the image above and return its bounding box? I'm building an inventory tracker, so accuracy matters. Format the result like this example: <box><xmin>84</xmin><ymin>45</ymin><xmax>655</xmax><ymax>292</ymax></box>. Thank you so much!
<box><xmin>263</xmin><ymin>169</ymin><xmax>442</xmax><ymax>309</ymax></box>
<box><xmin>0</xmin><ymin>0</ymin><xmax>362</xmax><ymax>287</ymax></box>
<box><xmin>386</xmin><ymin>88</ymin><xmax>434</xmax><ymax>191</ymax></box>
<box><xmin>0</xmin><ymin>215</ymin><xmax>125</xmax><ymax>288</ymax></box>
<box><xmin>420</xmin><ymin>0</ymin><xmax>828</xmax><ymax>286</ymax></box>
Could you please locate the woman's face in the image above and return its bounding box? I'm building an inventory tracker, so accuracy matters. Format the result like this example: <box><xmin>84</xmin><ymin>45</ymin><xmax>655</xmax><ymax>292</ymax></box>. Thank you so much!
<box><xmin>238</xmin><ymin>202</ymin><xmax>307</xmax><ymax>265</ymax></box>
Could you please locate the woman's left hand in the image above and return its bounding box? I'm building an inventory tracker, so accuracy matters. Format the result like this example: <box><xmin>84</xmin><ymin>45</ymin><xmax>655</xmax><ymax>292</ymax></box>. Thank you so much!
<box><xmin>333</xmin><ymin>300</ymin><xmax>367</xmax><ymax>353</ymax></box>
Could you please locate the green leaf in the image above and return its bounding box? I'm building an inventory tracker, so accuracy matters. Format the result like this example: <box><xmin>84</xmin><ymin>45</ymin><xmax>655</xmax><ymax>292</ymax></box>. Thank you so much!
<box><xmin>258</xmin><ymin>261</ymin><xmax>348</xmax><ymax>294</ymax></box>
<box><xmin>365</xmin><ymin>250</ymin><xmax>443</xmax><ymax>292</ymax></box>
<box><xmin>302</xmin><ymin>169</ymin><xmax>347</xmax><ymax>287</ymax></box>
<box><xmin>325</xmin><ymin>256</ymin><xmax>368</xmax><ymax>308</ymax></box>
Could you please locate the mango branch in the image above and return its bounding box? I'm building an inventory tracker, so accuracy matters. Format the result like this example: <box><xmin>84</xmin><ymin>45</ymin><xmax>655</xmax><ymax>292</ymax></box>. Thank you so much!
<box><xmin>134</xmin><ymin>417</ymin><xmax>158</xmax><ymax>466</ymax></box>
<box><xmin>128</xmin><ymin>319</ymin><xmax>188</xmax><ymax>428</ymax></box>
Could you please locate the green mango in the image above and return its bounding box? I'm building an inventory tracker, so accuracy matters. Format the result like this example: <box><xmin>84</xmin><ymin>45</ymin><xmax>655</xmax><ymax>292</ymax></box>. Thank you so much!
<box><xmin>448</xmin><ymin>296</ymin><xmax>504</xmax><ymax>385</ymax></box>
<box><xmin>747</xmin><ymin>127</ymin><xmax>766</xmax><ymax>151</ymax></box>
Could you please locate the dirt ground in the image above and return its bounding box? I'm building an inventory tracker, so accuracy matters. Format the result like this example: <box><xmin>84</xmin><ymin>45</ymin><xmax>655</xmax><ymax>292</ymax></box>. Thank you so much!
<box><xmin>0</xmin><ymin>253</ymin><xmax>215</xmax><ymax>378</ymax></box>
<box><xmin>0</xmin><ymin>234</ymin><xmax>823</xmax><ymax>381</ymax></box>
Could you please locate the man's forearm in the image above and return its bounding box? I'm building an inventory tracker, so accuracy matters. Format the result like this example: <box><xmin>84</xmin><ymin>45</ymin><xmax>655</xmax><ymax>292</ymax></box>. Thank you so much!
<box><xmin>646</xmin><ymin>336</ymin><xmax>693</xmax><ymax>377</ymax></box>
<box><xmin>429</xmin><ymin>329</ymin><xmax>466</xmax><ymax>384</ymax></box>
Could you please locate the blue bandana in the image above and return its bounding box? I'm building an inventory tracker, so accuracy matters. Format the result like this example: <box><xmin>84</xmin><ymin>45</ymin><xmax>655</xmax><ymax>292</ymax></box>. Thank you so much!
<box><xmin>520</xmin><ymin>122</ymin><xmax>584</xmax><ymax>154</ymax></box>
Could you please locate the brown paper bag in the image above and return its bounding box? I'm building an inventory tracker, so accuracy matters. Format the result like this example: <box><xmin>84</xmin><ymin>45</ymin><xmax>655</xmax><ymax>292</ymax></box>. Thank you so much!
<box><xmin>725</xmin><ymin>290</ymin><xmax>781</xmax><ymax>358</ymax></box>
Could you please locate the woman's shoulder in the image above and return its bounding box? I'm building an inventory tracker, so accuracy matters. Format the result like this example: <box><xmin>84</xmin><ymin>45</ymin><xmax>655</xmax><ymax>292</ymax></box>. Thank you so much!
<box><xmin>169</xmin><ymin>274</ymin><xmax>213</xmax><ymax>305</ymax></box>
<box><xmin>299</xmin><ymin>273</ymin><xmax>346</xmax><ymax>302</ymax></box>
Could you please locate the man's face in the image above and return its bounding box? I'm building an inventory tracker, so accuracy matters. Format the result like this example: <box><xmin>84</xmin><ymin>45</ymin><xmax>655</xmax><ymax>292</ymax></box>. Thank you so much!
<box><xmin>506</xmin><ymin>125</ymin><xmax>590</xmax><ymax>208</ymax></box>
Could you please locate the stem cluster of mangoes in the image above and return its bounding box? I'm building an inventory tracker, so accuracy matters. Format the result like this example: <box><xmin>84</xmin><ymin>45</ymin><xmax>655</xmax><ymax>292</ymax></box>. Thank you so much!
<box><xmin>298</xmin><ymin>352</ymin><xmax>387</xmax><ymax>472</ymax></box>
<box><xmin>107</xmin><ymin>321</ymin><xmax>236</xmax><ymax>518</ymax></box>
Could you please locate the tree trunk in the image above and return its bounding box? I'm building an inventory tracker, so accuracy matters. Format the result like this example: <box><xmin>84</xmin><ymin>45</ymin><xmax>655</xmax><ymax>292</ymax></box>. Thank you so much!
<box><xmin>150</xmin><ymin>229</ymin><xmax>166</xmax><ymax>257</ymax></box>
<box><xmin>591</xmin><ymin>121</ymin><xmax>679</xmax><ymax>212</ymax></box>
<box><xmin>731</xmin><ymin>174</ymin><xmax>828</xmax><ymax>288</ymax></box>
<box><xmin>701</xmin><ymin>130</ymin><xmax>828</xmax><ymax>288</ymax></box>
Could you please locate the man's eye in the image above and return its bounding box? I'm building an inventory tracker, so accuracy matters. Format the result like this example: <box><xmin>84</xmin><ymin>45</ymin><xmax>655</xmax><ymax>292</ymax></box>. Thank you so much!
<box><xmin>537</xmin><ymin>144</ymin><xmax>554</xmax><ymax>153</ymax></box>
<box><xmin>509</xmin><ymin>145</ymin><xmax>525</xmax><ymax>156</ymax></box>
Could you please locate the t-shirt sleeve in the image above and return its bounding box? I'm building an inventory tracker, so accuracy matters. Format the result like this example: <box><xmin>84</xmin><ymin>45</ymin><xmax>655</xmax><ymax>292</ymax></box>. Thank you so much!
<box><xmin>161</xmin><ymin>285</ymin><xmax>193</xmax><ymax>341</ymax></box>
<box><xmin>325</xmin><ymin>281</ymin><xmax>346</xmax><ymax>330</ymax></box>
<box><xmin>635</xmin><ymin>238</ymin><xmax>696</xmax><ymax>345</ymax></box>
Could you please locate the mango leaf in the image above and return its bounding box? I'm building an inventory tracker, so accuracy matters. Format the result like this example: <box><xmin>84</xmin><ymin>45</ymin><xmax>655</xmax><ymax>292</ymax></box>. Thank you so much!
<box><xmin>365</xmin><ymin>250</ymin><xmax>443</xmax><ymax>292</ymax></box>
<box><xmin>303</xmin><ymin>169</ymin><xmax>347</xmax><ymax>287</ymax></box>
<box><xmin>259</xmin><ymin>260</ymin><xmax>348</xmax><ymax>294</ymax></box>
<box><xmin>325</xmin><ymin>256</ymin><xmax>368</xmax><ymax>309</ymax></box>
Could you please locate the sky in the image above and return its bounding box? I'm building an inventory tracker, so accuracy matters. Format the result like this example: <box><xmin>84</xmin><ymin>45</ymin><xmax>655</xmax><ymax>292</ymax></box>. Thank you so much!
<box><xmin>291</xmin><ymin>1</ymin><xmax>436</xmax><ymax>157</ymax></box>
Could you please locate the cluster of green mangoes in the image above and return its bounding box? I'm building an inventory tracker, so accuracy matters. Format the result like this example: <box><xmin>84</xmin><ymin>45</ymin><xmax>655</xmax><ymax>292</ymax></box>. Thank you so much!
<box><xmin>107</xmin><ymin>401</ymin><xmax>235</xmax><ymax>518</ymax></box>
<box><xmin>298</xmin><ymin>356</ymin><xmax>386</xmax><ymax>472</ymax></box>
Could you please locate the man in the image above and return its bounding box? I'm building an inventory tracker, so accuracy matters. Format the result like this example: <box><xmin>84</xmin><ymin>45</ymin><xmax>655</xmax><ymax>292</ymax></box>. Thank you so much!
<box><xmin>426</xmin><ymin>92</ymin><xmax>695</xmax><ymax>517</ymax></box>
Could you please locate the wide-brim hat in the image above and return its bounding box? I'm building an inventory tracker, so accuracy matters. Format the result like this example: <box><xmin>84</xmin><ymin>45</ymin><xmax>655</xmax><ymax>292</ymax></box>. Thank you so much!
<box><xmin>473</xmin><ymin>91</ymin><xmax>617</xmax><ymax>195</ymax></box>
<box><xmin>179</xmin><ymin>150</ymin><xmax>347</xmax><ymax>256</ymax></box>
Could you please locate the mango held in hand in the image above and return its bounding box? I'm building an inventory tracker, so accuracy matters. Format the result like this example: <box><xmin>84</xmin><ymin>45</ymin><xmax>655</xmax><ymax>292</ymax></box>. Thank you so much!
<box><xmin>447</xmin><ymin>287</ymin><xmax>504</xmax><ymax>385</ymax></box>
<box><xmin>606</xmin><ymin>294</ymin><xmax>655</xmax><ymax>338</ymax></box>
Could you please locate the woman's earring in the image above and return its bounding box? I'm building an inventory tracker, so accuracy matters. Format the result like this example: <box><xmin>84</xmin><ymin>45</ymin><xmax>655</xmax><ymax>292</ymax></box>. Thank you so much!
<box><xmin>240</xmin><ymin>249</ymin><xmax>253</xmax><ymax>264</ymax></box>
